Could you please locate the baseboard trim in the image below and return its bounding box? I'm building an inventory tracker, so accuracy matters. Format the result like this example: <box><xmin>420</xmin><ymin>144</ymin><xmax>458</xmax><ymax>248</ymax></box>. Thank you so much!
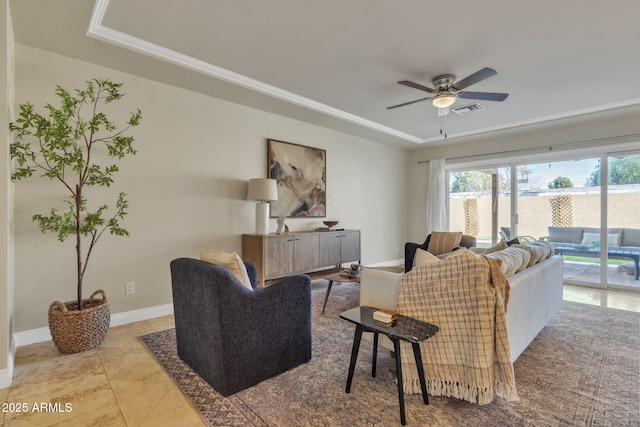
<box><xmin>366</xmin><ymin>258</ymin><xmax>404</xmax><ymax>268</ymax></box>
<box><xmin>0</xmin><ymin>340</ymin><xmax>15</xmax><ymax>389</ymax></box>
<box><xmin>14</xmin><ymin>303</ymin><xmax>174</xmax><ymax>348</ymax></box>
<box><xmin>0</xmin><ymin>368</ymin><xmax>11</xmax><ymax>389</ymax></box>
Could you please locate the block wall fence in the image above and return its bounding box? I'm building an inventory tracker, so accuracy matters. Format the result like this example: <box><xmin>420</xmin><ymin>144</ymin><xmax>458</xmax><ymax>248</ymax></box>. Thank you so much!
<box><xmin>450</xmin><ymin>190</ymin><xmax>640</xmax><ymax>242</ymax></box>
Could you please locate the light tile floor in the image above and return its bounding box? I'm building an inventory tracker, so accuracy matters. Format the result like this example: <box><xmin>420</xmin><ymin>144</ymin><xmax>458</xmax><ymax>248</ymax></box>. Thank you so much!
<box><xmin>2</xmin><ymin>283</ymin><xmax>640</xmax><ymax>426</ymax></box>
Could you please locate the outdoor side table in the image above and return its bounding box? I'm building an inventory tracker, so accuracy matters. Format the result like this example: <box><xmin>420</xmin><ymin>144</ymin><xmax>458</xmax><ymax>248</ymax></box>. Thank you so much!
<box><xmin>340</xmin><ymin>306</ymin><xmax>439</xmax><ymax>426</ymax></box>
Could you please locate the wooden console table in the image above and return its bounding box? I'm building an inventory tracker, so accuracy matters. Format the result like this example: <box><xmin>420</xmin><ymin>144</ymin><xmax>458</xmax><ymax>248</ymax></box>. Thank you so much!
<box><xmin>242</xmin><ymin>229</ymin><xmax>360</xmax><ymax>286</ymax></box>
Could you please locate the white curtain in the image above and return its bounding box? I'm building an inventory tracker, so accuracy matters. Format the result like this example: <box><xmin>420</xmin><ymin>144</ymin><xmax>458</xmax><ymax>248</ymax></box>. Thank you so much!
<box><xmin>426</xmin><ymin>159</ymin><xmax>447</xmax><ymax>233</ymax></box>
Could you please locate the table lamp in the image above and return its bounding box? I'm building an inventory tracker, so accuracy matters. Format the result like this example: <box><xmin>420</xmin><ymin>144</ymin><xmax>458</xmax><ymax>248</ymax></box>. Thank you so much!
<box><xmin>247</xmin><ymin>178</ymin><xmax>278</xmax><ymax>234</ymax></box>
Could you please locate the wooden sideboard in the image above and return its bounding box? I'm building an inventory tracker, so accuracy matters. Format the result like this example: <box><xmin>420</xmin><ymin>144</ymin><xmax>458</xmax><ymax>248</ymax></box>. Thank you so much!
<box><xmin>242</xmin><ymin>230</ymin><xmax>361</xmax><ymax>286</ymax></box>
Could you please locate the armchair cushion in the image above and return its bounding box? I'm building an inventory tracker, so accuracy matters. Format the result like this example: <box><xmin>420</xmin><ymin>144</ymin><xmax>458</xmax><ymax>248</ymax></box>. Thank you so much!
<box><xmin>200</xmin><ymin>248</ymin><xmax>252</xmax><ymax>289</ymax></box>
<box><xmin>427</xmin><ymin>231</ymin><xmax>463</xmax><ymax>255</ymax></box>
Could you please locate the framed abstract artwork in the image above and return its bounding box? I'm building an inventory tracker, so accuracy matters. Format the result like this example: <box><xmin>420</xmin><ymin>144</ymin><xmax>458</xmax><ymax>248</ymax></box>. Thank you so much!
<box><xmin>268</xmin><ymin>139</ymin><xmax>326</xmax><ymax>218</ymax></box>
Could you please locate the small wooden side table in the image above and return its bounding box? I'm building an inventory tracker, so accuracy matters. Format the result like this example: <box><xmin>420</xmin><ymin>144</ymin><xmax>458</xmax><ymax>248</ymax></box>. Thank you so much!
<box><xmin>340</xmin><ymin>306</ymin><xmax>439</xmax><ymax>426</ymax></box>
<box><xmin>321</xmin><ymin>272</ymin><xmax>360</xmax><ymax>314</ymax></box>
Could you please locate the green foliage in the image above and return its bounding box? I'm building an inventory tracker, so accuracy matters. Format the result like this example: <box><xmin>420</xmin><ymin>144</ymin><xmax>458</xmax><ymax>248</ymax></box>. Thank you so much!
<box><xmin>450</xmin><ymin>169</ymin><xmax>510</xmax><ymax>193</ymax></box>
<box><xmin>586</xmin><ymin>155</ymin><xmax>640</xmax><ymax>186</ymax></box>
<box><xmin>9</xmin><ymin>79</ymin><xmax>142</xmax><ymax>309</ymax></box>
<box><xmin>548</xmin><ymin>176</ymin><xmax>573</xmax><ymax>188</ymax></box>
<box><xmin>450</xmin><ymin>171</ymin><xmax>492</xmax><ymax>193</ymax></box>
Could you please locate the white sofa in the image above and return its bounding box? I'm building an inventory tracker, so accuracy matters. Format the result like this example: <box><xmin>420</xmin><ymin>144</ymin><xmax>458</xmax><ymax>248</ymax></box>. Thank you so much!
<box><xmin>360</xmin><ymin>254</ymin><xmax>564</xmax><ymax>362</ymax></box>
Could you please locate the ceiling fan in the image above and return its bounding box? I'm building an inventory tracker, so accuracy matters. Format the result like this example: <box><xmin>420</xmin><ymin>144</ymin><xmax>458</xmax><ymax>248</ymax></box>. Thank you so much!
<box><xmin>387</xmin><ymin>67</ymin><xmax>509</xmax><ymax>114</ymax></box>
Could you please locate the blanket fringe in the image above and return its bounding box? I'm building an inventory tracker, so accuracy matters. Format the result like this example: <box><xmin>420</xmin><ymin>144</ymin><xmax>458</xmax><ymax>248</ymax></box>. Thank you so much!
<box><xmin>403</xmin><ymin>378</ymin><xmax>497</xmax><ymax>405</ymax></box>
<box><xmin>494</xmin><ymin>380</ymin><xmax>520</xmax><ymax>402</ymax></box>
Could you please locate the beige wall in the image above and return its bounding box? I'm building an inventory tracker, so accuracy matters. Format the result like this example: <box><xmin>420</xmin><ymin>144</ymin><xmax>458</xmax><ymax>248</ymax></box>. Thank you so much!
<box><xmin>12</xmin><ymin>45</ymin><xmax>409</xmax><ymax>331</ymax></box>
<box><xmin>1</xmin><ymin>0</ymin><xmax>15</xmax><ymax>383</ymax></box>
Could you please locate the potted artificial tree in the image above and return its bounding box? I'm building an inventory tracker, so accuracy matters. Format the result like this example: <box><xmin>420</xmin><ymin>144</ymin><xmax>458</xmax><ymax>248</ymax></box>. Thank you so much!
<box><xmin>10</xmin><ymin>78</ymin><xmax>142</xmax><ymax>353</ymax></box>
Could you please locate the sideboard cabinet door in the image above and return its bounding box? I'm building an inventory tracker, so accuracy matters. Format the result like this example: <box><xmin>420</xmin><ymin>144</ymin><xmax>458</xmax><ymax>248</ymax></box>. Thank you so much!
<box><xmin>341</xmin><ymin>230</ymin><xmax>361</xmax><ymax>264</ymax></box>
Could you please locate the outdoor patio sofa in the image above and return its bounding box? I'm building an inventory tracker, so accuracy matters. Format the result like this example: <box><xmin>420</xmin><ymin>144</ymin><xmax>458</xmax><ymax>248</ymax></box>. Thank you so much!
<box><xmin>544</xmin><ymin>226</ymin><xmax>640</xmax><ymax>279</ymax></box>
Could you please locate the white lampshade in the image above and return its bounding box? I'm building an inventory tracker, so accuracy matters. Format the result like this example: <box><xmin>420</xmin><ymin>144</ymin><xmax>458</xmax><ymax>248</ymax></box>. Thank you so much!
<box><xmin>247</xmin><ymin>178</ymin><xmax>278</xmax><ymax>235</ymax></box>
<box><xmin>247</xmin><ymin>178</ymin><xmax>278</xmax><ymax>202</ymax></box>
<box><xmin>432</xmin><ymin>94</ymin><xmax>456</xmax><ymax>109</ymax></box>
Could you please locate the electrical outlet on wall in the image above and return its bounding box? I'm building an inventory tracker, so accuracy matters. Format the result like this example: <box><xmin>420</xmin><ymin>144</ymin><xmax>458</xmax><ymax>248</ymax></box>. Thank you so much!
<box><xmin>126</xmin><ymin>281</ymin><xmax>135</xmax><ymax>295</ymax></box>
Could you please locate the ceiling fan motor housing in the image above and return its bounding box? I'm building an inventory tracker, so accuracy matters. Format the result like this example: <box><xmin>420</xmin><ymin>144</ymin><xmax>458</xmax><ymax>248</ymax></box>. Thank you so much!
<box><xmin>432</xmin><ymin>74</ymin><xmax>456</xmax><ymax>92</ymax></box>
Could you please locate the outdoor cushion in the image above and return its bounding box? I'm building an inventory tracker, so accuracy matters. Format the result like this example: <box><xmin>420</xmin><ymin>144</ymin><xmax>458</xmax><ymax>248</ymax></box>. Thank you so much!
<box><xmin>548</xmin><ymin>227</ymin><xmax>583</xmax><ymax>244</ymax></box>
<box><xmin>622</xmin><ymin>228</ymin><xmax>640</xmax><ymax>247</ymax></box>
<box><xmin>581</xmin><ymin>232</ymin><xmax>600</xmax><ymax>246</ymax></box>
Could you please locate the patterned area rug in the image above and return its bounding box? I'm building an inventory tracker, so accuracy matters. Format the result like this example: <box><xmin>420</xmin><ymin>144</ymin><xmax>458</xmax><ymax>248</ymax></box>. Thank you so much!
<box><xmin>139</xmin><ymin>283</ymin><xmax>640</xmax><ymax>426</ymax></box>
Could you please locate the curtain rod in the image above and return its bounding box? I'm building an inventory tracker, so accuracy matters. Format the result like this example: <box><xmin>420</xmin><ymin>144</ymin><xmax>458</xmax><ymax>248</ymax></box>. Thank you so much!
<box><xmin>417</xmin><ymin>132</ymin><xmax>640</xmax><ymax>164</ymax></box>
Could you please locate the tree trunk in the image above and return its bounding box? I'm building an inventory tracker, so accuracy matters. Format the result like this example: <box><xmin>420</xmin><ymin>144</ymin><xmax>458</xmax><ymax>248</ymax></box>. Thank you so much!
<box><xmin>76</xmin><ymin>184</ymin><xmax>83</xmax><ymax>310</ymax></box>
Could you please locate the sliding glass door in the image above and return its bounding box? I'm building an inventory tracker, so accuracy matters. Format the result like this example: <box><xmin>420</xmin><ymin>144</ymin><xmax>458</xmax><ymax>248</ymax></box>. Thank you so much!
<box><xmin>448</xmin><ymin>151</ymin><xmax>640</xmax><ymax>292</ymax></box>
<box><xmin>516</xmin><ymin>158</ymin><xmax>602</xmax><ymax>287</ymax></box>
<box><xmin>448</xmin><ymin>168</ymin><xmax>510</xmax><ymax>248</ymax></box>
<box><xmin>606</xmin><ymin>152</ymin><xmax>640</xmax><ymax>290</ymax></box>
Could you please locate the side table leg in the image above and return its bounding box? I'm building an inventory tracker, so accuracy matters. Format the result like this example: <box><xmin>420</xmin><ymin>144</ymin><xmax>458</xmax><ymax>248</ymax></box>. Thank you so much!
<box><xmin>412</xmin><ymin>342</ymin><xmax>429</xmax><ymax>405</ymax></box>
<box><xmin>321</xmin><ymin>280</ymin><xmax>334</xmax><ymax>314</ymax></box>
<box><xmin>393</xmin><ymin>339</ymin><xmax>407</xmax><ymax>426</ymax></box>
<box><xmin>345</xmin><ymin>325</ymin><xmax>363</xmax><ymax>393</ymax></box>
<box><xmin>372</xmin><ymin>332</ymin><xmax>379</xmax><ymax>378</ymax></box>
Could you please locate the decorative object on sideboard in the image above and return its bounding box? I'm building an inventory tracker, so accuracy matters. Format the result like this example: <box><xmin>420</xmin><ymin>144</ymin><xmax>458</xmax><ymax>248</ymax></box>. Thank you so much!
<box><xmin>318</xmin><ymin>220</ymin><xmax>344</xmax><ymax>231</ymax></box>
<box><xmin>276</xmin><ymin>214</ymin><xmax>289</xmax><ymax>235</ymax></box>
<box><xmin>268</xmin><ymin>139</ymin><xmax>326</xmax><ymax>218</ymax></box>
<box><xmin>9</xmin><ymin>78</ymin><xmax>142</xmax><ymax>353</ymax></box>
<box><xmin>247</xmin><ymin>178</ymin><xmax>278</xmax><ymax>235</ymax></box>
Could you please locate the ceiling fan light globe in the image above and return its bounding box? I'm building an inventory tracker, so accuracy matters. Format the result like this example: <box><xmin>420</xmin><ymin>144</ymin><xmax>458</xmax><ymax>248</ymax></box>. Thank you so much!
<box><xmin>432</xmin><ymin>94</ymin><xmax>456</xmax><ymax>108</ymax></box>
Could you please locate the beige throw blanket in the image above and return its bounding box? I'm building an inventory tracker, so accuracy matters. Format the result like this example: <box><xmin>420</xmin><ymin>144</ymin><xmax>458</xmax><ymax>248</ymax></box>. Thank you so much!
<box><xmin>397</xmin><ymin>250</ymin><xmax>519</xmax><ymax>404</ymax></box>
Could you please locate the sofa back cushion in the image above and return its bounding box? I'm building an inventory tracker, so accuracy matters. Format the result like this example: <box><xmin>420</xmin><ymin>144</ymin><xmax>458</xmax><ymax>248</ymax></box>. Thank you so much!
<box><xmin>485</xmin><ymin>246</ymin><xmax>530</xmax><ymax>277</ymax></box>
<box><xmin>548</xmin><ymin>226</ymin><xmax>583</xmax><ymax>244</ymax></box>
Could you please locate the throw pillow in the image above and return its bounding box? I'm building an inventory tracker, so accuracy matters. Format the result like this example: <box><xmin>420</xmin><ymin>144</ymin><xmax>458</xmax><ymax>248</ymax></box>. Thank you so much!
<box><xmin>427</xmin><ymin>231</ymin><xmax>463</xmax><ymax>256</ymax></box>
<box><xmin>200</xmin><ymin>248</ymin><xmax>252</xmax><ymax>290</ymax></box>
<box><xmin>413</xmin><ymin>248</ymin><xmax>440</xmax><ymax>267</ymax></box>
<box><xmin>608</xmin><ymin>233</ymin><xmax>620</xmax><ymax>247</ymax></box>
<box><xmin>581</xmin><ymin>232</ymin><xmax>599</xmax><ymax>246</ymax></box>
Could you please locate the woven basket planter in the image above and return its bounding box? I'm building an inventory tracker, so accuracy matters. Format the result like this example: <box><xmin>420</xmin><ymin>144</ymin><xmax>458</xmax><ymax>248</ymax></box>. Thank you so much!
<box><xmin>48</xmin><ymin>289</ymin><xmax>110</xmax><ymax>354</ymax></box>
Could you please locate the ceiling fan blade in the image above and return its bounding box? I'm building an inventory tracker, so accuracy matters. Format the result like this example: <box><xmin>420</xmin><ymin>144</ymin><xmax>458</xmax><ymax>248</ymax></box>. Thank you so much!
<box><xmin>453</xmin><ymin>67</ymin><xmax>497</xmax><ymax>90</ymax></box>
<box><xmin>398</xmin><ymin>80</ymin><xmax>435</xmax><ymax>93</ymax></box>
<box><xmin>386</xmin><ymin>96</ymin><xmax>433</xmax><ymax>109</ymax></box>
<box><xmin>458</xmin><ymin>91</ymin><xmax>509</xmax><ymax>101</ymax></box>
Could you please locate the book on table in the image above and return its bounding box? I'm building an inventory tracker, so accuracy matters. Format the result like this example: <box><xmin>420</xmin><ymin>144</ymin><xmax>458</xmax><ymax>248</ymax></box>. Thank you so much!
<box><xmin>373</xmin><ymin>309</ymin><xmax>398</xmax><ymax>323</ymax></box>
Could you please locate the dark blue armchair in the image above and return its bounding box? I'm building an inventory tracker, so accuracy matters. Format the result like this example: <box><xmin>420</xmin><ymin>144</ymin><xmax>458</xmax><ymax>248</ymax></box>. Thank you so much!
<box><xmin>170</xmin><ymin>258</ymin><xmax>312</xmax><ymax>396</ymax></box>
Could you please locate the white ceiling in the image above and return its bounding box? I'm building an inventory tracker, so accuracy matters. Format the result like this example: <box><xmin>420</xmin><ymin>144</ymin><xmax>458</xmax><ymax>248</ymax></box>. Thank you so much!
<box><xmin>9</xmin><ymin>0</ymin><xmax>640</xmax><ymax>148</ymax></box>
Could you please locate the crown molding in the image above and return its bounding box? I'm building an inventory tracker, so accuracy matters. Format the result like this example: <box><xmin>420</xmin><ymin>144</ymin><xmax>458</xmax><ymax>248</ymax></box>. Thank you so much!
<box><xmin>87</xmin><ymin>0</ymin><xmax>422</xmax><ymax>144</ymax></box>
